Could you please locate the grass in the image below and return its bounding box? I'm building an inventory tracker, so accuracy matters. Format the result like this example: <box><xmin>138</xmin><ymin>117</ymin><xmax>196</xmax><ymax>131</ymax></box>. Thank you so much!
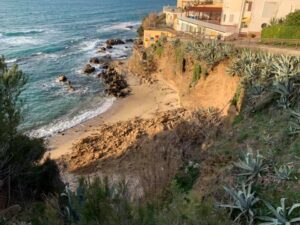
<box><xmin>262</xmin><ymin>25</ymin><xmax>300</xmax><ymax>39</ymax></box>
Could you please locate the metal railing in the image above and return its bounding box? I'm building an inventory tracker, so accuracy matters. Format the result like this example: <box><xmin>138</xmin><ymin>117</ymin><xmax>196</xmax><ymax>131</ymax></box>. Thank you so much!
<box><xmin>177</xmin><ymin>15</ymin><xmax>237</xmax><ymax>33</ymax></box>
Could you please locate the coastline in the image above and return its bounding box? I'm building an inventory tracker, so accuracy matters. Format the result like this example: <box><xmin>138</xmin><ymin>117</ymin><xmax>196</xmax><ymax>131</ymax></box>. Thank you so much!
<box><xmin>47</xmin><ymin>67</ymin><xmax>180</xmax><ymax>160</ymax></box>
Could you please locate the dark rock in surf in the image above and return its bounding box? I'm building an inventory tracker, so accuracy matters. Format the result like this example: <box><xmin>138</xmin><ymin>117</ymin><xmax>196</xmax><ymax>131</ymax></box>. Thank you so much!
<box><xmin>106</xmin><ymin>39</ymin><xmax>125</xmax><ymax>46</ymax></box>
<box><xmin>89</xmin><ymin>57</ymin><xmax>100</xmax><ymax>64</ymax></box>
<box><xmin>57</xmin><ymin>75</ymin><xmax>68</xmax><ymax>82</ymax></box>
<box><xmin>83</xmin><ymin>64</ymin><xmax>95</xmax><ymax>74</ymax></box>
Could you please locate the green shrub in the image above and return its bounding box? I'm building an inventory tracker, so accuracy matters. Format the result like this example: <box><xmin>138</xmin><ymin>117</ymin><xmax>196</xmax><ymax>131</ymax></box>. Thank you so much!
<box><xmin>285</xmin><ymin>11</ymin><xmax>300</xmax><ymax>26</ymax></box>
<box><xmin>191</xmin><ymin>64</ymin><xmax>201</xmax><ymax>84</ymax></box>
<box><xmin>262</xmin><ymin>25</ymin><xmax>300</xmax><ymax>39</ymax></box>
<box><xmin>0</xmin><ymin>57</ymin><xmax>62</xmax><ymax>204</ymax></box>
<box><xmin>174</xmin><ymin>161</ymin><xmax>200</xmax><ymax>192</ymax></box>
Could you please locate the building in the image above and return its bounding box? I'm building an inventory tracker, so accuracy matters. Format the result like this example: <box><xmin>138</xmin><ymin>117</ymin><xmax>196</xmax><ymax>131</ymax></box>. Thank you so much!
<box><xmin>143</xmin><ymin>29</ymin><xmax>176</xmax><ymax>48</ymax></box>
<box><xmin>165</xmin><ymin>0</ymin><xmax>300</xmax><ymax>38</ymax></box>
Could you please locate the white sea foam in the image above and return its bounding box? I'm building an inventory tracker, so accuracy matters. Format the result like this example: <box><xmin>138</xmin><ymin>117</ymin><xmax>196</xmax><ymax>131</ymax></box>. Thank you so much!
<box><xmin>0</xmin><ymin>36</ymin><xmax>42</xmax><ymax>46</ymax></box>
<box><xmin>80</xmin><ymin>39</ymin><xmax>102</xmax><ymax>52</ymax></box>
<box><xmin>29</xmin><ymin>97</ymin><xmax>115</xmax><ymax>138</ymax></box>
<box><xmin>99</xmin><ymin>21</ymin><xmax>140</xmax><ymax>33</ymax></box>
<box><xmin>5</xmin><ymin>58</ymin><xmax>17</xmax><ymax>63</ymax></box>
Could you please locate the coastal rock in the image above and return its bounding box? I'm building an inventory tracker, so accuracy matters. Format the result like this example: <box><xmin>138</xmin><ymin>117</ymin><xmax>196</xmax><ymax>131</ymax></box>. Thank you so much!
<box><xmin>106</xmin><ymin>44</ymin><xmax>113</xmax><ymax>49</ymax></box>
<box><xmin>57</xmin><ymin>75</ymin><xmax>68</xmax><ymax>82</ymax></box>
<box><xmin>89</xmin><ymin>57</ymin><xmax>100</xmax><ymax>64</ymax></box>
<box><xmin>83</xmin><ymin>64</ymin><xmax>95</xmax><ymax>74</ymax></box>
<box><xmin>98</xmin><ymin>67</ymin><xmax>129</xmax><ymax>98</ymax></box>
<box><xmin>125</xmin><ymin>39</ymin><xmax>134</xmax><ymax>43</ymax></box>
<box><xmin>101</xmin><ymin>63</ymin><xmax>109</xmax><ymax>70</ymax></box>
<box><xmin>98</xmin><ymin>47</ymin><xmax>107</xmax><ymax>52</ymax></box>
<box><xmin>126</xmin><ymin>25</ymin><xmax>134</xmax><ymax>30</ymax></box>
<box><xmin>106</xmin><ymin>39</ymin><xmax>125</xmax><ymax>46</ymax></box>
<box><xmin>68</xmin><ymin>85</ymin><xmax>75</xmax><ymax>92</ymax></box>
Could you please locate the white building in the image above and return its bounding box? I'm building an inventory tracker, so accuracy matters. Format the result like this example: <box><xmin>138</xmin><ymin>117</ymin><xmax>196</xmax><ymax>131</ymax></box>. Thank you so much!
<box><xmin>164</xmin><ymin>0</ymin><xmax>300</xmax><ymax>38</ymax></box>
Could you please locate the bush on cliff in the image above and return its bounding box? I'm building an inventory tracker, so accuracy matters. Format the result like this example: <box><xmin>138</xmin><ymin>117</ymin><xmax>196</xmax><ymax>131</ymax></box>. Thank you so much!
<box><xmin>0</xmin><ymin>56</ymin><xmax>62</xmax><ymax>206</ymax></box>
<box><xmin>137</xmin><ymin>13</ymin><xmax>166</xmax><ymax>37</ymax></box>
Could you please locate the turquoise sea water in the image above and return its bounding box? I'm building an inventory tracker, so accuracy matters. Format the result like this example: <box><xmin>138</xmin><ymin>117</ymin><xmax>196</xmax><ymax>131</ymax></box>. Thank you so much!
<box><xmin>0</xmin><ymin>0</ymin><xmax>173</xmax><ymax>137</ymax></box>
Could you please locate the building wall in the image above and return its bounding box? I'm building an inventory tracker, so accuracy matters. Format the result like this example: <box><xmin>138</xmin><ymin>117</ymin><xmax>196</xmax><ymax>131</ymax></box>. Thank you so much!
<box><xmin>248</xmin><ymin>0</ymin><xmax>300</xmax><ymax>32</ymax></box>
<box><xmin>221</xmin><ymin>0</ymin><xmax>244</xmax><ymax>26</ymax></box>
<box><xmin>144</xmin><ymin>30</ymin><xmax>176</xmax><ymax>48</ymax></box>
<box><xmin>165</xmin><ymin>12</ymin><xmax>181</xmax><ymax>28</ymax></box>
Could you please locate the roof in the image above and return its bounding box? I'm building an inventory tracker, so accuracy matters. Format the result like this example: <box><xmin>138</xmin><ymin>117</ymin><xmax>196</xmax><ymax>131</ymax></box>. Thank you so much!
<box><xmin>186</xmin><ymin>6</ymin><xmax>222</xmax><ymax>13</ymax></box>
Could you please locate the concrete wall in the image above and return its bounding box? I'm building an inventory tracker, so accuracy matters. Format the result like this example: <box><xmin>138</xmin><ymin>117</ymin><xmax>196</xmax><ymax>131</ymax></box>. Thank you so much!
<box><xmin>221</xmin><ymin>0</ymin><xmax>244</xmax><ymax>26</ymax></box>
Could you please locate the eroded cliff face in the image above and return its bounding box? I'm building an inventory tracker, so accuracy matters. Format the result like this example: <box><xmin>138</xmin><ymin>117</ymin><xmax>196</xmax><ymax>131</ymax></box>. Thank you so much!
<box><xmin>128</xmin><ymin>43</ymin><xmax>240</xmax><ymax>116</ymax></box>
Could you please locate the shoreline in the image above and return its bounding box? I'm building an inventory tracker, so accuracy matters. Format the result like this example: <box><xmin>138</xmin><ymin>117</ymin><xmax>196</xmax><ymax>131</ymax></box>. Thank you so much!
<box><xmin>47</xmin><ymin>69</ymin><xmax>180</xmax><ymax>160</ymax></box>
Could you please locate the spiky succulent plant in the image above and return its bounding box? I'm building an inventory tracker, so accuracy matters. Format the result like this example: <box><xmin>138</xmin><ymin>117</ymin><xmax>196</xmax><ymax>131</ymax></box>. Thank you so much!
<box><xmin>219</xmin><ymin>183</ymin><xmax>259</xmax><ymax>225</ymax></box>
<box><xmin>273</xmin><ymin>55</ymin><xmax>300</xmax><ymax>82</ymax></box>
<box><xmin>289</xmin><ymin>110</ymin><xmax>300</xmax><ymax>134</ymax></box>
<box><xmin>258</xmin><ymin>198</ymin><xmax>300</xmax><ymax>225</ymax></box>
<box><xmin>273</xmin><ymin>79</ymin><xmax>298</xmax><ymax>109</ymax></box>
<box><xmin>275</xmin><ymin>164</ymin><xmax>294</xmax><ymax>181</ymax></box>
<box><xmin>234</xmin><ymin>148</ymin><xmax>267</xmax><ymax>181</ymax></box>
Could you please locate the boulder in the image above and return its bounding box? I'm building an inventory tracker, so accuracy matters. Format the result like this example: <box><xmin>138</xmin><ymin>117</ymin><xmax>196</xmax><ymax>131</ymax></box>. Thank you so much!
<box><xmin>98</xmin><ymin>47</ymin><xmax>106</xmax><ymax>52</ymax></box>
<box><xmin>125</xmin><ymin>39</ymin><xmax>134</xmax><ymax>43</ymax></box>
<box><xmin>106</xmin><ymin>44</ymin><xmax>113</xmax><ymax>49</ymax></box>
<box><xmin>83</xmin><ymin>64</ymin><xmax>95</xmax><ymax>74</ymax></box>
<box><xmin>57</xmin><ymin>75</ymin><xmax>68</xmax><ymax>82</ymax></box>
<box><xmin>126</xmin><ymin>26</ymin><xmax>134</xmax><ymax>30</ymax></box>
<box><xmin>101</xmin><ymin>63</ymin><xmax>109</xmax><ymax>70</ymax></box>
<box><xmin>89</xmin><ymin>57</ymin><xmax>100</xmax><ymax>64</ymax></box>
<box><xmin>68</xmin><ymin>84</ymin><xmax>75</xmax><ymax>92</ymax></box>
<box><xmin>106</xmin><ymin>39</ymin><xmax>125</xmax><ymax>46</ymax></box>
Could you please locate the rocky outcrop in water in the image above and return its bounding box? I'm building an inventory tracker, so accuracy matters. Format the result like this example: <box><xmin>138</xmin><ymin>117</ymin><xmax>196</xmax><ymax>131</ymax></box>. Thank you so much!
<box><xmin>98</xmin><ymin>67</ymin><xmax>130</xmax><ymax>98</ymax></box>
<box><xmin>89</xmin><ymin>57</ymin><xmax>100</xmax><ymax>64</ymax></box>
<box><xmin>83</xmin><ymin>64</ymin><xmax>95</xmax><ymax>74</ymax></box>
<box><xmin>106</xmin><ymin>39</ymin><xmax>125</xmax><ymax>46</ymax></box>
<box><xmin>57</xmin><ymin>74</ymin><xmax>68</xmax><ymax>82</ymax></box>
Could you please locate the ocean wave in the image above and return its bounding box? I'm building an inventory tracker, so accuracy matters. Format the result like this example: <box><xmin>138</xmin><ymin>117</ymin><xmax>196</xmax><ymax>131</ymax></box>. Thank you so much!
<box><xmin>79</xmin><ymin>39</ymin><xmax>102</xmax><ymax>52</ymax></box>
<box><xmin>29</xmin><ymin>97</ymin><xmax>115</xmax><ymax>138</ymax></box>
<box><xmin>0</xmin><ymin>36</ymin><xmax>42</xmax><ymax>46</ymax></box>
<box><xmin>99</xmin><ymin>21</ymin><xmax>140</xmax><ymax>33</ymax></box>
<box><xmin>3</xmin><ymin>29</ymin><xmax>45</xmax><ymax>37</ymax></box>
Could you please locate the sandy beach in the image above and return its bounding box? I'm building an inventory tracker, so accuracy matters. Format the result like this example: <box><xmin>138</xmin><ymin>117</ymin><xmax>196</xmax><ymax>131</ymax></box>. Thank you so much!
<box><xmin>47</xmin><ymin>71</ymin><xmax>180</xmax><ymax>160</ymax></box>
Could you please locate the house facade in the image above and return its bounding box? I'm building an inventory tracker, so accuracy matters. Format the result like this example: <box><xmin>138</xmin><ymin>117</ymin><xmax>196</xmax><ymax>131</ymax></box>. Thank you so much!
<box><xmin>165</xmin><ymin>0</ymin><xmax>300</xmax><ymax>38</ymax></box>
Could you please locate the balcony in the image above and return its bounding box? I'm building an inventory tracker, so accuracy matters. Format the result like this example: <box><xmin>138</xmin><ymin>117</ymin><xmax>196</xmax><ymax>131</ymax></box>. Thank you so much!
<box><xmin>178</xmin><ymin>15</ymin><xmax>237</xmax><ymax>33</ymax></box>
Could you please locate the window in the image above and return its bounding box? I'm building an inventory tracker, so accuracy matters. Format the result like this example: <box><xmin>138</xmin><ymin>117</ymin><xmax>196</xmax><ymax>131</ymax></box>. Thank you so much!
<box><xmin>223</xmin><ymin>14</ymin><xmax>226</xmax><ymax>22</ymax></box>
<box><xmin>248</xmin><ymin>2</ymin><xmax>252</xmax><ymax>11</ymax></box>
<box><xmin>229</xmin><ymin>14</ymin><xmax>234</xmax><ymax>23</ymax></box>
<box><xmin>262</xmin><ymin>2</ymin><xmax>278</xmax><ymax>18</ymax></box>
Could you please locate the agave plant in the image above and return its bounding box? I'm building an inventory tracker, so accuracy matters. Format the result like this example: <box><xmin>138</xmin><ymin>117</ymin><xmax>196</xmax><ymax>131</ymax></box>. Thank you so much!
<box><xmin>259</xmin><ymin>198</ymin><xmax>300</xmax><ymax>224</ymax></box>
<box><xmin>219</xmin><ymin>183</ymin><xmax>260</xmax><ymax>225</ymax></box>
<box><xmin>275</xmin><ymin>164</ymin><xmax>294</xmax><ymax>181</ymax></box>
<box><xmin>289</xmin><ymin>110</ymin><xmax>300</xmax><ymax>134</ymax></box>
<box><xmin>273</xmin><ymin>79</ymin><xmax>298</xmax><ymax>109</ymax></box>
<box><xmin>273</xmin><ymin>55</ymin><xmax>300</xmax><ymax>82</ymax></box>
<box><xmin>234</xmin><ymin>148</ymin><xmax>267</xmax><ymax>181</ymax></box>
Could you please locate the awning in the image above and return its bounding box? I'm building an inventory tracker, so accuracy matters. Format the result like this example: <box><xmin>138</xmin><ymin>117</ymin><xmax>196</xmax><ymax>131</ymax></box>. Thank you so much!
<box><xmin>186</xmin><ymin>6</ymin><xmax>222</xmax><ymax>13</ymax></box>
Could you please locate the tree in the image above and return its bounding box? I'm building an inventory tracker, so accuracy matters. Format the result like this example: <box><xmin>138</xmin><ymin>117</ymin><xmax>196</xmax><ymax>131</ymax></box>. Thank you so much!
<box><xmin>0</xmin><ymin>57</ymin><xmax>62</xmax><ymax>206</ymax></box>
<box><xmin>285</xmin><ymin>10</ymin><xmax>300</xmax><ymax>26</ymax></box>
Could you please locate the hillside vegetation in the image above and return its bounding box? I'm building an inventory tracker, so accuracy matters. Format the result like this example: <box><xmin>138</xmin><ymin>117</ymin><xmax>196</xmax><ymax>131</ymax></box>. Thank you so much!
<box><xmin>2</xmin><ymin>38</ymin><xmax>300</xmax><ymax>224</ymax></box>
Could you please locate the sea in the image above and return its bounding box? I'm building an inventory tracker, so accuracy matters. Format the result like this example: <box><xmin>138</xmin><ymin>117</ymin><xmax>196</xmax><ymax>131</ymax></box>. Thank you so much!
<box><xmin>0</xmin><ymin>0</ymin><xmax>173</xmax><ymax>138</ymax></box>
